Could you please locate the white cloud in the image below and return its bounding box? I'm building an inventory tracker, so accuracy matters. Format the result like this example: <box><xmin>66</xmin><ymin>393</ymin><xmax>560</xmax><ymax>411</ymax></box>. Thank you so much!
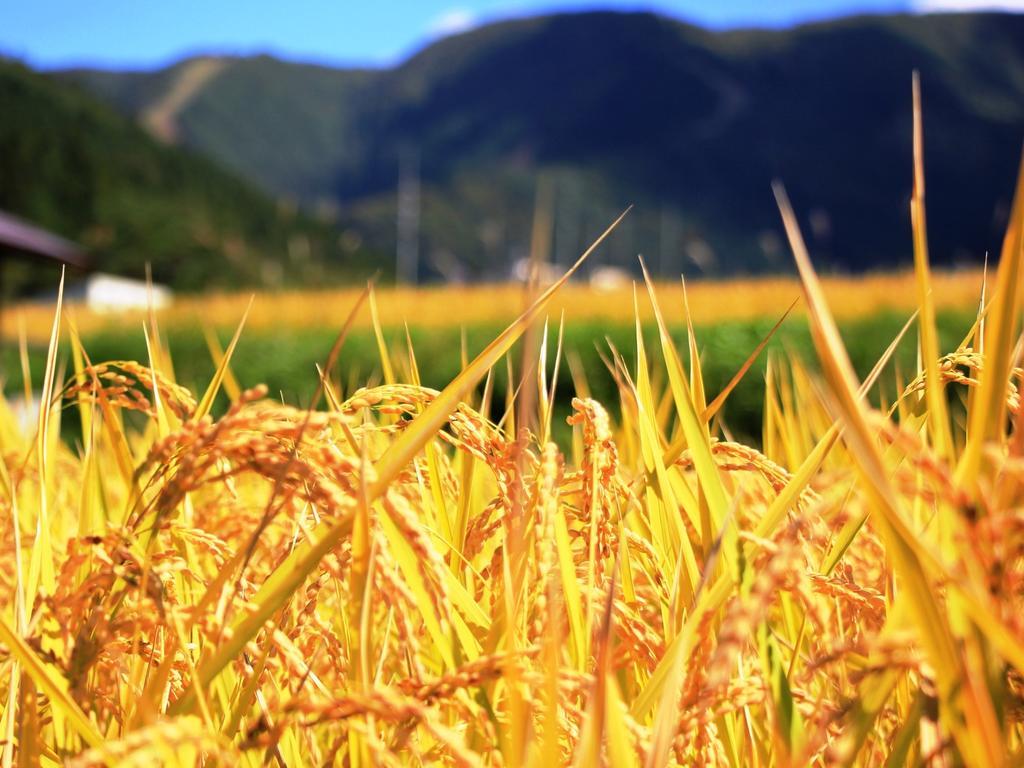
<box><xmin>912</xmin><ymin>0</ymin><xmax>1024</xmax><ymax>11</ymax></box>
<box><xmin>427</xmin><ymin>8</ymin><xmax>478</xmax><ymax>37</ymax></box>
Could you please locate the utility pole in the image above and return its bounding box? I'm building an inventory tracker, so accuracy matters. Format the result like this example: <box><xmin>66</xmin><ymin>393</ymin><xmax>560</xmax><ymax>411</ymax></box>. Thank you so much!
<box><xmin>396</xmin><ymin>149</ymin><xmax>420</xmax><ymax>285</ymax></box>
<box><xmin>659</xmin><ymin>204</ymin><xmax>675</xmax><ymax>277</ymax></box>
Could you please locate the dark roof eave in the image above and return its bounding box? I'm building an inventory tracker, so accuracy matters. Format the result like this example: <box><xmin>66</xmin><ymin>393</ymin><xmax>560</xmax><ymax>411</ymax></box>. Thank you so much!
<box><xmin>0</xmin><ymin>210</ymin><xmax>89</xmax><ymax>269</ymax></box>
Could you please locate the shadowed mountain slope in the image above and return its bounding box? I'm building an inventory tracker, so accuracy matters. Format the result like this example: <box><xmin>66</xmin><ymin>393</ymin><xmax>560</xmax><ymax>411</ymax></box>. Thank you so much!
<box><xmin>54</xmin><ymin>11</ymin><xmax>1024</xmax><ymax>278</ymax></box>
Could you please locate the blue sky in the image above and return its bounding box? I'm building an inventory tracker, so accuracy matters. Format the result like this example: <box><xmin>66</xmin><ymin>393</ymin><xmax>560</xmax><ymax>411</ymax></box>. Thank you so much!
<box><xmin>2</xmin><ymin>0</ymin><xmax>1022</xmax><ymax>70</ymax></box>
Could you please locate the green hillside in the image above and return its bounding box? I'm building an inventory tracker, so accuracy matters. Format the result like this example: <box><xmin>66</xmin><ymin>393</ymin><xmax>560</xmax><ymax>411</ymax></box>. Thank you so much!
<box><xmin>0</xmin><ymin>59</ymin><xmax>377</xmax><ymax>293</ymax></box>
<box><xmin>61</xmin><ymin>11</ymin><xmax>1024</xmax><ymax>280</ymax></box>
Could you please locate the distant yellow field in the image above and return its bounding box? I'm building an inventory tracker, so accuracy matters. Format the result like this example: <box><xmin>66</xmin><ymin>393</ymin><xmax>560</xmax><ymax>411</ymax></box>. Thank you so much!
<box><xmin>3</xmin><ymin>268</ymin><xmax>983</xmax><ymax>342</ymax></box>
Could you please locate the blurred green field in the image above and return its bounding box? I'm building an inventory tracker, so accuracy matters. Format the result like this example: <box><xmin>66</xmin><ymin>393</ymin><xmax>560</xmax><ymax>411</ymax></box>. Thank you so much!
<box><xmin>2</xmin><ymin>308</ymin><xmax>977</xmax><ymax>443</ymax></box>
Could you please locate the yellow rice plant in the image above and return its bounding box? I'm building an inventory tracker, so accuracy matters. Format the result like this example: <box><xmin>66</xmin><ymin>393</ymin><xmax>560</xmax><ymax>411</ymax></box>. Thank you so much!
<box><xmin>3</xmin><ymin>96</ymin><xmax>1024</xmax><ymax>765</ymax></box>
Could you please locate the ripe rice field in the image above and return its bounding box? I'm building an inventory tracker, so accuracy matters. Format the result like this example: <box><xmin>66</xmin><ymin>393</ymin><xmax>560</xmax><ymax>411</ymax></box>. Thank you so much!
<box><xmin>2</xmin><ymin>268</ymin><xmax>985</xmax><ymax>344</ymax></box>
<box><xmin>1</xmin><ymin>269</ymin><xmax>985</xmax><ymax>445</ymax></box>
<box><xmin>2</xmin><ymin>125</ymin><xmax>1024</xmax><ymax>762</ymax></box>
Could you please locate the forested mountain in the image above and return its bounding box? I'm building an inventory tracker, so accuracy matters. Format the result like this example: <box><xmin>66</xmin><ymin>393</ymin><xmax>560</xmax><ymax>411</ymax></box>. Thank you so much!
<box><xmin>0</xmin><ymin>59</ymin><xmax>376</xmax><ymax>292</ymax></box>
<box><xmin>24</xmin><ymin>11</ymin><xmax>1024</xmax><ymax>280</ymax></box>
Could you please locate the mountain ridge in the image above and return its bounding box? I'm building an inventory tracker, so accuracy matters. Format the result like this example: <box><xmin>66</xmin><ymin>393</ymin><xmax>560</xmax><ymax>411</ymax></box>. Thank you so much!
<box><xmin>38</xmin><ymin>10</ymin><xmax>1024</xmax><ymax>278</ymax></box>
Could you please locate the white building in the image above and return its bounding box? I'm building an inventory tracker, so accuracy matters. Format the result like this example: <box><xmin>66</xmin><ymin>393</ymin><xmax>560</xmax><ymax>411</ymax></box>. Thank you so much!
<box><xmin>81</xmin><ymin>273</ymin><xmax>173</xmax><ymax>313</ymax></box>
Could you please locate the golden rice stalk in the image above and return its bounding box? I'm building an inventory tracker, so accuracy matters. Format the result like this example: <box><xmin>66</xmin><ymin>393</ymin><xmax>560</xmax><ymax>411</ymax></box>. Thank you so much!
<box><xmin>4</xmin><ymin>116</ymin><xmax>1024</xmax><ymax>767</ymax></box>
